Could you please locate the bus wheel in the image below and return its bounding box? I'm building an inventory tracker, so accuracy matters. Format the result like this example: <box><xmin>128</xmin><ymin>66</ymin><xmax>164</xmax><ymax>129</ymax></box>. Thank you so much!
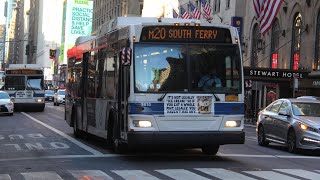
<box><xmin>201</xmin><ymin>146</ymin><xmax>219</xmax><ymax>155</ymax></box>
<box><xmin>112</xmin><ymin>126</ymin><xmax>126</xmax><ymax>153</ymax></box>
<box><xmin>72</xmin><ymin>112</ymin><xmax>81</xmax><ymax>138</ymax></box>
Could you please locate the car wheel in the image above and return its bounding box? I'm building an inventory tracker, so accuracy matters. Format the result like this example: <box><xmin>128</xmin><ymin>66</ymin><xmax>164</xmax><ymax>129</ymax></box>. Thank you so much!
<box><xmin>201</xmin><ymin>146</ymin><xmax>219</xmax><ymax>155</ymax></box>
<box><xmin>258</xmin><ymin>125</ymin><xmax>269</xmax><ymax>146</ymax></box>
<box><xmin>287</xmin><ymin>129</ymin><xmax>298</xmax><ymax>153</ymax></box>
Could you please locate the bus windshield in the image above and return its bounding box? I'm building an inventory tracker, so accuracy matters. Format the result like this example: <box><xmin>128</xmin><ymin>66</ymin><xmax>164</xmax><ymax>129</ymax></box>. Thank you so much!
<box><xmin>26</xmin><ymin>76</ymin><xmax>44</xmax><ymax>90</ymax></box>
<box><xmin>134</xmin><ymin>43</ymin><xmax>241</xmax><ymax>93</ymax></box>
<box><xmin>5</xmin><ymin>76</ymin><xmax>25</xmax><ymax>90</ymax></box>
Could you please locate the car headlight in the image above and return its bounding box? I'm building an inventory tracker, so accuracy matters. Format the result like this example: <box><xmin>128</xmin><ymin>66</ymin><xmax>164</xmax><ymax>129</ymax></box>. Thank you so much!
<box><xmin>298</xmin><ymin>122</ymin><xmax>318</xmax><ymax>132</ymax></box>
<box><xmin>133</xmin><ymin>120</ymin><xmax>152</xmax><ymax>128</ymax></box>
<box><xmin>225</xmin><ymin>120</ymin><xmax>241</xmax><ymax>127</ymax></box>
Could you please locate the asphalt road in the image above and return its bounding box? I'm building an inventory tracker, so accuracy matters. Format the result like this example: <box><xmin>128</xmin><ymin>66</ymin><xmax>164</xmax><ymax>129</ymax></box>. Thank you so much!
<box><xmin>0</xmin><ymin>102</ymin><xmax>320</xmax><ymax>180</ymax></box>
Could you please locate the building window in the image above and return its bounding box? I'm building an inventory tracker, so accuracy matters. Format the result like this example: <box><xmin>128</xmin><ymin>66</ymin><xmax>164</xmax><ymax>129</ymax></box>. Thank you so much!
<box><xmin>291</xmin><ymin>13</ymin><xmax>302</xmax><ymax>70</ymax></box>
<box><xmin>270</xmin><ymin>19</ymin><xmax>280</xmax><ymax>69</ymax></box>
<box><xmin>315</xmin><ymin>11</ymin><xmax>320</xmax><ymax>70</ymax></box>
<box><xmin>226</xmin><ymin>0</ymin><xmax>230</xmax><ymax>9</ymax></box>
<box><xmin>251</xmin><ymin>24</ymin><xmax>260</xmax><ymax>67</ymax></box>
<box><xmin>213</xmin><ymin>0</ymin><xmax>220</xmax><ymax>13</ymax></box>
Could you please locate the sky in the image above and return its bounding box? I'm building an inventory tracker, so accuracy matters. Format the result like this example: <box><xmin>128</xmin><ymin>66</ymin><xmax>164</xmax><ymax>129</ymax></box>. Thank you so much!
<box><xmin>0</xmin><ymin>1</ymin><xmax>5</xmax><ymax>25</ymax></box>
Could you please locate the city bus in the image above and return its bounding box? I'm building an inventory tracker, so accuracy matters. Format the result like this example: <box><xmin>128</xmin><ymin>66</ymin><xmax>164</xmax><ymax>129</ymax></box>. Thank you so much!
<box><xmin>66</xmin><ymin>17</ymin><xmax>244</xmax><ymax>154</ymax></box>
<box><xmin>4</xmin><ymin>64</ymin><xmax>45</xmax><ymax>111</ymax></box>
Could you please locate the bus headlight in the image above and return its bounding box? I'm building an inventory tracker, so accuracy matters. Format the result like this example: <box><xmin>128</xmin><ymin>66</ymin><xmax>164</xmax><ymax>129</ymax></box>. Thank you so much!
<box><xmin>133</xmin><ymin>120</ymin><xmax>152</xmax><ymax>128</ymax></box>
<box><xmin>225</xmin><ymin>120</ymin><xmax>241</xmax><ymax>127</ymax></box>
<box><xmin>35</xmin><ymin>98</ymin><xmax>44</xmax><ymax>103</ymax></box>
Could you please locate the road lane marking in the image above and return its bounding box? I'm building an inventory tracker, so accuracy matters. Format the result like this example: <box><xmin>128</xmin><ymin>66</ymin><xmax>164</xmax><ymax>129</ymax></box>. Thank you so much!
<box><xmin>0</xmin><ymin>174</ymin><xmax>11</xmax><ymax>180</ymax></box>
<box><xmin>2</xmin><ymin>152</ymin><xmax>320</xmax><ymax>162</ymax></box>
<box><xmin>69</xmin><ymin>170</ymin><xmax>113</xmax><ymax>180</ymax></box>
<box><xmin>243</xmin><ymin>171</ymin><xmax>299</xmax><ymax>180</ymax></box>
<box><xmin>195</xmin><ymin>168</ymin><xmax>256</xmax><ymax>180</ymax></box>
<box><xmin>274</xmin><ymin>169</ymin><xmax>320</xmax><ymax>180</ymax></box>
<box><xmin>112</xmin><ymin>170</ymin><xmax>160</xmax><ymax>180</ymax></box>
<box><xmin>21</xmin><ymin>112</ymin><xmax>103</xmax><ymax>155</ymax></box>
<box><xmin>21</xmin><ymin>171</ymin><xmax>63</xmax><ymax>180</ymax></box>
<box><xmin>156</xmin><ymin>169</ymin><xmax>210</xmax><ymax>180</ymax></box>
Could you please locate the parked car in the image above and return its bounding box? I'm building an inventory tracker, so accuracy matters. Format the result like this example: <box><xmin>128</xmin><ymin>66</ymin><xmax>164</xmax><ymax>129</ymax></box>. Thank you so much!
<box><xmin>54</xmin><ymin>89</ymin><xmax>65</xmax><ymax>106</ymax></box>
<box><xmin>45</xmin><ymin>90</ymin><xmax>55</xmax><ymax>101</ymax></box>
<box><xmin>0</xmin><ymin>91</ymin><xmax>14</xmax><ymax>116</ymax></box>
<box><xmin>297</xmin><ymin>96</ymin><xmax>320</xmax><ymax>101</ymax></box>
<box><xmin>257</xmin><ymin>98</ymin><xmax>320</xmax><ymax>153</ymax></box>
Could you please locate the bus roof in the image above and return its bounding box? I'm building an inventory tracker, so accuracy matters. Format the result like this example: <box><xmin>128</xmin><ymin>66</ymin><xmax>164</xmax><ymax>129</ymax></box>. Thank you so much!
<box><xmin>7</xmin><ymin>64</ymin><xmax>43</xmax><ymax>70</ymax></box>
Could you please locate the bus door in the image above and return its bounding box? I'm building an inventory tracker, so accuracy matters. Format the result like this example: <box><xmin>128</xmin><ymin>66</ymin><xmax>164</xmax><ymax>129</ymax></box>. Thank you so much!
<box><xmin>118</xmin><ymin>48</ymin><xmax>131</xmax><ymax>140</ymax></box>
<box><xmin>81</xmin><ymin>52</ymin><xmax>90</xmax><ymax>132</ymax></box>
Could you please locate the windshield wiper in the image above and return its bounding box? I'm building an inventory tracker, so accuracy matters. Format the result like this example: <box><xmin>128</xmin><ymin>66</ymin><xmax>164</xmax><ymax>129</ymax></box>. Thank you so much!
<box><xmin>26</xmin><ymin>80</ymin><xmax>35</xmax><ymax>94</ymax></box>
<box><xmin>211</xmin><ymin>91</ymin><xmax>220</xmax><ymax>101</ymax></box>
<box><xmin>158</xmin><ymin>92</ymin><xmax>168</xmax><ymax>101</ymax></box>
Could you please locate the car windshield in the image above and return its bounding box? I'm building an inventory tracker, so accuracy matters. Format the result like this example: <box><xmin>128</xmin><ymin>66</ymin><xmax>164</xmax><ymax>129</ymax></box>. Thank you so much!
<box><xmin>0</xmin><ymin>92</ymin><xmax>10</xmax><ymax>99</ymax></box>
<box><xmin>292</xmin><ymin>102</ymin><xmax>320</xmax><ymax>117</ymax></box>
<box><xmin>58</xmin><ymin>91</ymin><xmax>65</xmax><ymax>95</ymax></box>
<box><xmin>134</xmin><ymin>43</ymin><xmax>241</xmax><ymax>93</ymax></box>
<box><xmin>45</xmin><ymin>90</ymin><xmax>54</xmax><ymax>95</ymax></box>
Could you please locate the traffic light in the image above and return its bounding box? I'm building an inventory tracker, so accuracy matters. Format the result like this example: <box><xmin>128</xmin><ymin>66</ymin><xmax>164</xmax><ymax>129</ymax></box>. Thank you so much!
<box><xmin>33</xmin><ymin>46</ymin><xmax>37</xmax><ymax>53</ymax></box>
<box><xmin>25</xmin><ymin>45</ymin><xmax>30</xmax><ymax>55</ymax></box>
<box><xmin>49</xmin><ymin>49</ymin><xmax>56</xmax><ymax>59</ymax></box>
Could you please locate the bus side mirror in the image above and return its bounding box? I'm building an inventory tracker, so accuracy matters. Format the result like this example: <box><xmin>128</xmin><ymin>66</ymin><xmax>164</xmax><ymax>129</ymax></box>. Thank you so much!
<box><xmin>121</xmin><ymin>47</ymin><xmax>132</xmax><ymax>66</ymax></box>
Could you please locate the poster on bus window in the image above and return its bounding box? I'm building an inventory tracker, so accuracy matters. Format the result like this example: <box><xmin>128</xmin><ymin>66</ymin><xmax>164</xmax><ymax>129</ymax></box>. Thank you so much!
<box><xmin>164</xmin><ymin>94</ymin><xmax>214</xmax><ymax>115</ymax></box>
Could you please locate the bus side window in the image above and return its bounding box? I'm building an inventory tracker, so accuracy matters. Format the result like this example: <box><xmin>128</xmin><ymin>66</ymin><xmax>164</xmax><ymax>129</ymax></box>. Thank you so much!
<box><xmin>106</xmin><ymin>51</ymin><xmax>116</xmax><ymax>99</ymax></box>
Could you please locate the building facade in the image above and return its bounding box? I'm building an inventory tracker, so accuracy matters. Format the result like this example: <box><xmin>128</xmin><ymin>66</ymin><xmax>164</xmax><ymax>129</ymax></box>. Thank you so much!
<box><xmin>91</xmin><ymin>0</ymin><xmax>143</xmax><ymax>35</ymax></box>
<box><xmin>36</xmin><ymin>0</ymin><xmax>64</xmax><ymax>85</ymax></box>
<box><xmin>242</xmin><ymin>0</ymin><xmax>320</xmax><ymax>119</ymax></box>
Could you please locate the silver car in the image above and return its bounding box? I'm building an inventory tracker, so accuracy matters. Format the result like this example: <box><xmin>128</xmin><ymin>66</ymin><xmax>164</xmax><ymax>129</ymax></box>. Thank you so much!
<box><xmin>257</xmin><ymin>98</ymin><xmax>320</xmax><ymax>153</ymax></box>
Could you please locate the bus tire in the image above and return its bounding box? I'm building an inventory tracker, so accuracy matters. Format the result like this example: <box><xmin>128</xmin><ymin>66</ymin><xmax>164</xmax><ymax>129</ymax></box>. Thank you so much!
<box><xmin>106</xmin><ymin>112</ymin><xmax>114</xmax><ymax>146</ymax></box>
<box><xmin>72</xmin><ymin>110</ymin><xmax>81</xmax><ymax>138</ymax></box>
<box><xmin>201</xmin><ymin>145</ymin><xmax>219</xmax><ymax>155</ymax></box>
<box><xmin>112</xmin><ymin>122</ymin><xmax>127</xmax><ymax>154</ymax></box>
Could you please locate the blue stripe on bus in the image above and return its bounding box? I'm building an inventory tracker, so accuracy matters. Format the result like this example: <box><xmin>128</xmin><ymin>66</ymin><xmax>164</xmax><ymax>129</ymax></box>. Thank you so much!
<box><xmin>214</xmin><ymin>103</ymin><xmax>244</xmax><ymax>115</ymax></box>
<box><xmin>129</xmin><ymin>102</ymin><xmax>244</xmax><ymax>115</ymax></box>
<box><xmin>129</xmin><ymin>103</ymin><xmax>164</xmax><ymax>115</ymax></box>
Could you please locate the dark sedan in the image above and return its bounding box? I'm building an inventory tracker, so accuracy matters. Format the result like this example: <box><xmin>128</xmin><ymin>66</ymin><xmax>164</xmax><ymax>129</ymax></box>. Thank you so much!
<box><xmin>45</xmin><ymin>90</ymin><xmax>54</xmax><ymax>101</ymax></box>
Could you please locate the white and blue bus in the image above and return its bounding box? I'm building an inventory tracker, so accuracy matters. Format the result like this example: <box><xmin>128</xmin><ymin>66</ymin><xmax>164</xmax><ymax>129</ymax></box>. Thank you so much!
<box><xmin>66</xmin><ymin>17</ymin><xmax>244</xmax><ymax>154</ymax></box>
<box><xmin>4</xmin><ymin>64</ymin><xmax>45</xmax><ymax>111</ymax></box>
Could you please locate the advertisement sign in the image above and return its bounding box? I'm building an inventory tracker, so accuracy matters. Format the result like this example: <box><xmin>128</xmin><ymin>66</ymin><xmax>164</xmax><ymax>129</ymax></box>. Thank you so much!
<box><xmin>61</xmin><ymin>0</ymin><xmax>93</xmax><ymax>64</ymax></box>
<box><xmin>164</xmin><ymin>94</ymin><xmax>214</xmax><ymax>115</ymax></box>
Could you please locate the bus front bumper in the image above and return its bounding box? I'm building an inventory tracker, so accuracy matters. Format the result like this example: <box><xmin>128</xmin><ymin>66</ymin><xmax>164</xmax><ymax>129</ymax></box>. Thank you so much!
<box><xmin>127</xmin><ymin>131</ymin><xmax>245</xmax><ymax>148</ymax></box>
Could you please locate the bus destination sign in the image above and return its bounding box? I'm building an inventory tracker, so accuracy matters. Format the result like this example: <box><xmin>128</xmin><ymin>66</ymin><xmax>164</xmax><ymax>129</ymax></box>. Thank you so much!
<box><xmin>6</xmin><ymin>69</ymin><xmax>43</xmax><ymax>75</ymax></box>
<box><xmin>140</xmin><ymin>26</ymin><xmax>232</xmax><ymax>43</ymax></box>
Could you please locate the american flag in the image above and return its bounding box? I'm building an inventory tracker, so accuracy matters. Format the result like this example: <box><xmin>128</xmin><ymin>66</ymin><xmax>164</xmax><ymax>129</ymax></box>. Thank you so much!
<box><xmin>189</xmin><ymin>2</ymin><xmax>201</xmax><ymax>19</ymax></box>
<box><xmin>201</xmin><ymin>0</ymin><xmax>212</xmax><ymax>21</ymax></box>
<box><xmin>253</xmin><ymin>0</ymin><xmax>284</xmax><ymax>34</ymax></box>
<box><xmin>173</xmin><ymin>9</ymin><xmax>179</xmax><ymax>18</ymax></box>
<box><xmin>180</xmin><ymin>5</ymin><xmax>191</xmax><ymax>19</ymax></box>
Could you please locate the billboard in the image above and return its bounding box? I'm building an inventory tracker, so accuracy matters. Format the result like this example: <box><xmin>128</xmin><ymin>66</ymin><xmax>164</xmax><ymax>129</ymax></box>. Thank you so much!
<box><xmin>60</xmin><ymin>0</ymin><xmax>93</xmax><ymax>64</ymax></box>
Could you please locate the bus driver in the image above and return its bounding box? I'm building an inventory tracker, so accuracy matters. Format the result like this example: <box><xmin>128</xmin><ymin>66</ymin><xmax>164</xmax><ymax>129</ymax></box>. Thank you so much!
<box><xmin>198</xmin><ymin>67</ymin><xmax>222</xmax><ymax>91</ymax></box>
